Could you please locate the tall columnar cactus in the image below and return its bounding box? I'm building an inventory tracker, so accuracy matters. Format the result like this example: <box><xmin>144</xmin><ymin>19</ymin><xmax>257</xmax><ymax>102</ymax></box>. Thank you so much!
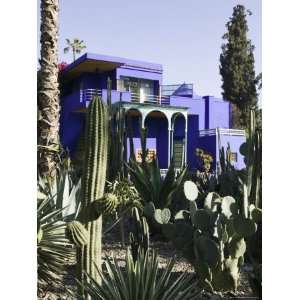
<box><xmin>239</xmin><ymin>109</ymin><xmax>262</xmax><ymax>208</ymax></box>
<box><xmin>107</xmin><ymin>77</ymin><xmax>126</xmax><ymax>181</ymax></box>
<box><xmin>78</xmin><ymin>95</ymin><xmax>109</xmax><ymax>298</ymax></box>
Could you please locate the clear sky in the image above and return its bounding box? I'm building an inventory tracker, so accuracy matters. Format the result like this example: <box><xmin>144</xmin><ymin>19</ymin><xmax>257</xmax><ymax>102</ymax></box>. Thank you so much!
<box><xmin>37</xmin><ymin>0</ymin><xmax>261</xmax><ymax>98</ymax></box>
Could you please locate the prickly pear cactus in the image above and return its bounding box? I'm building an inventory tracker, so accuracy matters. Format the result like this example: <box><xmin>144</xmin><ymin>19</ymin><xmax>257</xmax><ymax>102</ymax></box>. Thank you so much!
<box><xmin>154</xmin><ymin>208</ymin><xmax>171</xmax><ymax>224</ymax></box>
<box><xmin>152</xmin><ymin>179</ymin><xmax>261</xmax><ymax>293</ymax></box>
<box><xmin>184</xmin><ymin>180</ymin><xmax>199</xmax><ymax>201</ymax></box>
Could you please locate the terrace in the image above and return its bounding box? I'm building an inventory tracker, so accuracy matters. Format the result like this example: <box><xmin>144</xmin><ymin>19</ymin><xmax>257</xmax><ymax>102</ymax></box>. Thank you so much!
<box><xmin>79</xmin><ymin>82</ymin><xmax>194</xmax><ymax>108</ymax></box>
<box><xmin>79</xmin><ymin>87</ymin><xmax>171</xmax><ymax>107</ymax></box>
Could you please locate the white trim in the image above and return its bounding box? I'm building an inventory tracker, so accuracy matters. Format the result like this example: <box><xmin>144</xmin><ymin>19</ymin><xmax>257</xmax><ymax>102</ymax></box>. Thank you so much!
<box><xmin>199</xmin><ymin>128</ymin><xmax>245</xmax><ymax>137</ymax></box>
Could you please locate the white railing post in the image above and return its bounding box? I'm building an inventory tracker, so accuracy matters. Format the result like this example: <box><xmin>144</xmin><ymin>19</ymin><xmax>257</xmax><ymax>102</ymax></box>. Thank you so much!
<box><xmin>80</xmin><ymin>89</ymin><xmax>83</xmax><ymax>103</ymax></box>
<box><xmin>159</xmin><ymin>85</ymin><xmax>162</xmax><ymax>105</ymax></box>
<box><xmin>140</xmin><ymin>88</ymin><xmax>145</xmax><ymax>103</ymax></box>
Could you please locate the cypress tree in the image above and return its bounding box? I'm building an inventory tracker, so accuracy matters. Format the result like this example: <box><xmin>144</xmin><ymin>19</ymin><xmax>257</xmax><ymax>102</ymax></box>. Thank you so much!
<box><xmin>220</xmin><ymin>5</ymin><xmax>260</xmax><ymax>128</ymax></box>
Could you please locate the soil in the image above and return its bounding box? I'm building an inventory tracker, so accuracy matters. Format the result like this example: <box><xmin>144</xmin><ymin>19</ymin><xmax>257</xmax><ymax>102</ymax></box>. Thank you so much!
<box><xmin>38</xmin><ymin>220</ymin><xmax>258</xmax><ymax>300</ymax></box>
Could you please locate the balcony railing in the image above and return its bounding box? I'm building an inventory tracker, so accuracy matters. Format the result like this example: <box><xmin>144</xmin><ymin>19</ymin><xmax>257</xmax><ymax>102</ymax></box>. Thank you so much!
<box><xmin>199</xmin><ymin>128</ymin><xmax>246</xmax><ymax>137</ymax></box>
<box><xmin>80</xmin><ymin>88</ymin><xmax>102</xmax><ymax>104</ymax></box>
<box><xmin>80</xmin><ymin>88</ymin><xmax>170</xmax><ymax>106</ymax></box>
<box><xmin>131</xmin><ymin>92</ymin><xmax>170</xmax><ymax>105</ymax></box>
<box><xmin>162</xmin><ymin>83</ymin><xmax>193</xmax><ymax>97</ymax></box>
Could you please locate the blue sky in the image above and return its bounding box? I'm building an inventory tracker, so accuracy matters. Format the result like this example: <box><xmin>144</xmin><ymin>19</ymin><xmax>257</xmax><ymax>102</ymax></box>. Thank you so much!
<box><xmin>37</xmin><ymin>0</ymin><xmax>261</xmax><ymax>98</ymax></box>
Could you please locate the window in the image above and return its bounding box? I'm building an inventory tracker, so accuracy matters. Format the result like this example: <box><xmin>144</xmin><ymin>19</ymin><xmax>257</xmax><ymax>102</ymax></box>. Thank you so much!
<box><xmin>230</xmin><ymin>152</ymin><xmax>238</xmax><ymax>163</ymax></box>
<box><xmin>173</xmin><ymin>139</ymin><xmax>184</xmax><ymax>168</ymax></box>
<box><xmin>120</xmin><ymin>76</ymin><xmax>154</xmax><ymax>95</ymax></box>
<box><xmin>136</xmin><ymin>149</ymin><xmax>156</xmax><ymax>163</ymax></box>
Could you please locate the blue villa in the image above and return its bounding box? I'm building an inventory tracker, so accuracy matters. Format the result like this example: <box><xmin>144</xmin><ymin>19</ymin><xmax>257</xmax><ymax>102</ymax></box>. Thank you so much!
<box><xmin>60</xmin><ymin>53</ymin><xmax>246</xmax><ymax>173</ymax></box>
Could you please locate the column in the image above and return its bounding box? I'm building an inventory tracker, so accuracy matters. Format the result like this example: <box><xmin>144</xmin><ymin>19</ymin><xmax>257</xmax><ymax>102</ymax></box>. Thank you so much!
<box><xmin>158</xmin><ymin>84</ymin><xmax>162</xmax><ymax>105</ymax></box>
<box><xmin>166</xmin><ymin>115</ymin><xmax>172</xmax><ymax>167</ymax></box>
<box><xmin>170</xmin><ymin>128</ymin><xmax>174</xmax><ymax>163</ymax></box>
<box><xmin>141</xmin><ymin>112</ymin><xmax>146</xmax><ymax>129</ymax></box>
<box><xmin>168</xmin><ymin>127</ymin><xmax>171</xmax><ymax>167</ymax></box>
<box><xmin>184</xmin><ymin>117</ymin><xmax>188</xmax><ymax>165</ymax></box>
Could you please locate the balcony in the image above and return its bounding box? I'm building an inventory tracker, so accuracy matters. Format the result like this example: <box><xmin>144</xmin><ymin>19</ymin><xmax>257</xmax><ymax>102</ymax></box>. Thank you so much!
<box><xmin>131</xmin><ymin>91</ymin><xmax>170</xmax><ymax>105</ymax></box>
<box><xmin>80</xmin><ymin>88</ymin><xmax>170</xmax><ymax>107</ymax></box>
<box><xmin>199</xmin><ymin>128</ymin><xmax>246</xmax><ymax>137</ymax></box>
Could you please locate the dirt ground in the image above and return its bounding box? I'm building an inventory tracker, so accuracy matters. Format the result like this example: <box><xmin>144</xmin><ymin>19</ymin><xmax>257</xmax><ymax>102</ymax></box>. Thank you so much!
<box><xmin>38</xmin><ymin>222</ymin><xmax>258</xmax><ymax>300</ymax></box>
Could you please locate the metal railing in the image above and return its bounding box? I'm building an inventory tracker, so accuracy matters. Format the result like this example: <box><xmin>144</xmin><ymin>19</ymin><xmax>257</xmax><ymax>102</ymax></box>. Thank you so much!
<box><xmin>80</xmin><ymin>89</ymin><xmax>102</xmax><ymax>106</ymax></box>
<box><xmin>199</xmin><ymin>128</ymin><xmax>246</xmax><ymax>137</ymax></box>
<box><xmin>80</xmin><ymin>88</ymin><xmax>171</xmax><ymax>106</ymax></box>
<box><xmin>126</xmin><ymin>92</ymin><xmax>170</xmax><ymax>105</ymax></box>
<box><xmin>161</xmin><ymin>83</ymin><xmax>193</xmax><ymax>97</ymax></box>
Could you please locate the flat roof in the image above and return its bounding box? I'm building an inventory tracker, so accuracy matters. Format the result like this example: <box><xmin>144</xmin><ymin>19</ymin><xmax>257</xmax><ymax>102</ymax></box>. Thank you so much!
<box><xmin>61</xmin><ymin>52</ymin><xmax>163</xmax><ymax>81</ymax></box>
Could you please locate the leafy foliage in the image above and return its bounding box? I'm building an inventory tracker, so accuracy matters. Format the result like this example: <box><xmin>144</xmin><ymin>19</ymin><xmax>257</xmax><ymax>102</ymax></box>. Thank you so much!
<box><xmin>219</xmin><ymin>5</ymin><xmax>260</xmax><ymax>127</ymax></box>
<box><xmin>195</xmin><ymin>145</ymin><xmax>245</xmax><ymax>206</ymax></box>
<box><xmin>195</xmin><ymin>148</ymin><xmax>213</xmax><ymax>174</ymax></box>
<box><xmin>107</xmin><ymin>176</ymin><xmax>142</xmax><ymax>210</ymax></box>
<box><xmin>81</xmin><ymin>249</ymin><xmax>199</xmax><ymax>300</ymax></box>
<box><xmin>64</xmin><ymin>38</ymin><xmax>86</xmax><ymax>61</ymax></box>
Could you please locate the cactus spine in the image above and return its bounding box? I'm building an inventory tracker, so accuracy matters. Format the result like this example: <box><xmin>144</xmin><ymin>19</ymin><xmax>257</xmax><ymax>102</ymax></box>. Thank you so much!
<box><xmin>78</xmin><ymin>95</ymin><xmax>108</xmax><ymax>298</ymax></box>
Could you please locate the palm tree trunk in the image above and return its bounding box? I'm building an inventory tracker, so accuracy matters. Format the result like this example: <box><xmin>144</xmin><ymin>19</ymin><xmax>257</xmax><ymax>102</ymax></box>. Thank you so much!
<box><xmin>38</xmin><ymin>0</ymin><xmax>60</xmax><ymax>178</ymax></box>
<box><xmin>73</xmin><ymin>49</ymin><xmax>76</xmax><ymax>62</ymax></box>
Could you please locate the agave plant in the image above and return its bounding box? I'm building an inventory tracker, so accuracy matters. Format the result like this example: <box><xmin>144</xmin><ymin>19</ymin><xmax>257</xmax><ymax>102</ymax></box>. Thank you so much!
<box><xmin>37</xmin><ymin>196</ymin><xmax>75</xmax><ymax>290</ymax></box>
<box><xmin>81</xmin><ymin>249</ymin><xmax>199</xmax><ymax>300</ymax></box>
<box><xmin>38</xmin><ymin>168</ymin><xmax>81</xmax><ymax>220</ymax></box>
<box><xmin>127</xmin><ymin>158</ymin><xmax>187</xmax><ymax>209</ymax></box>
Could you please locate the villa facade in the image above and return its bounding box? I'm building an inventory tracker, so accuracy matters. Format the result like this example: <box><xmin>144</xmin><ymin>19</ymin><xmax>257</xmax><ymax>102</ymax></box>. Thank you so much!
<box><xmin>60</xmin><ymin>53</ymin><xmax>246</xmax><ymax>172</ymax></box>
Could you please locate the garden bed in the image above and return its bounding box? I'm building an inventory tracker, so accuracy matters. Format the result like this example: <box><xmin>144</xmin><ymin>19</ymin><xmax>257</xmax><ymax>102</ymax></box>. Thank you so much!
<box><xmin>38</xmin><ymin>223</ymin><xmax>256</xmax><ymax>300</ymax></box>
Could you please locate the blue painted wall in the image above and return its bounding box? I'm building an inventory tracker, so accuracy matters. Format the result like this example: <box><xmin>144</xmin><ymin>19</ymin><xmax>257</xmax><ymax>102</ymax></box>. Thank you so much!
<box><xmin>125</xmin><ymin>115</ymin><xmax>169</xmax><ymax>168</ymax></box>
<box><xmin>187</xmin><ymin>115</ymin><xmax>200</xmax><ymax>170</ymax></box>
<box><xmin>60</xmin><ymin>90</ymin><xmax>86</xmax><ymax>154</ymax></box>
<box><xmin>59</xmin><ymin>53</ymin><xmax>245</xmax><ymax>171</ymax></box>
<box><xmin>203</xmin><ymin>96</ymin><xmax>231</xmax><ymax>129</ymax></box>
